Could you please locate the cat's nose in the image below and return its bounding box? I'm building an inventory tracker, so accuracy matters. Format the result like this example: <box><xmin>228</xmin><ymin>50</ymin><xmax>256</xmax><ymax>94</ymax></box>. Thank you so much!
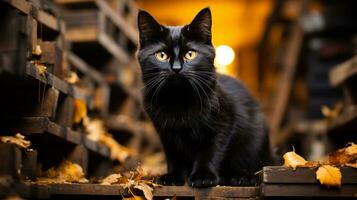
<box><xmin>171</xmin><ymin>64</ymin><xmax>182</xmax><ymax>73</ymax></box>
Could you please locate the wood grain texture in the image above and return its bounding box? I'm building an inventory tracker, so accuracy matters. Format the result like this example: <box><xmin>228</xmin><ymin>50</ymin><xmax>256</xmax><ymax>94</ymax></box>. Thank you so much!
<box><xmin>263</xmin><ymin>166</ymin><xmax>357</xmax><ymax>184</ymax></box>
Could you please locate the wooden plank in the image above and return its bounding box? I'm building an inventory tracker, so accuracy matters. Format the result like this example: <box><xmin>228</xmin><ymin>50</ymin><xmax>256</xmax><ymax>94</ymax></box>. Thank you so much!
<box><xmin>0</xmin><ymin>144</ymin><xmax>22</xmax><ymax>178</ymax></box>
<box><xmin>14</xmin><ymin>183</ymin><xmax>259</xmax><ymax>198</ymax></box>
<box><xmin>0</xmin><ymin>117</ymin><xmax>110</xmax><ymax>159</ymax></box>
<box><xmin>329</xmin><ymin>55</ymin><xmax>357</xmax><ymax>87</ymax></box>
<box><xmin>98</xmin><ymin>17</ymin><xmax>130</xmax><ymax>63</ymax></box>
<box><xmin>4</xmin><ymin>0</ymin><xmax>60</xmax><ymax>31</ymax></box>
<box><xmin>263</xmin><ymin>166</ymin><xmax>357</xmax><ymax>184</ymax></box>
<box><xmin>95</xmin><ymin>0</ymin><xmax>138</xmax><ymax>44</ymax></box>
<box><xmin>25</xmin><ymin>62</ymin><xmax>92</xmax><ymax>106</ymax></box>
<box><xmin>54</xmin><ymin>95</ymin><xmax>74</xmax><ymax>128</ymax></box>
<box><xmin>262</xmin><ymin>184</ymin><xmax>357</xmax><ymax>197</ymax></box>
<box><xmin>21</xmin><ymin>149</ymin><xmax>38</xmax><ymax>181</ymax></box>
<box><xmin>65</xmin><ymin>26</ymin><xmax>97</xmax><ymax>42</ymax></box>
<box><xmin>0</xmin><ymin>117</ymin><xmax>48</xmax><ymax>134</ymax></box>
<box><xmin>270</xmin><ymin>23</ymin><xmax>304</xmax><ymax>143</ymax></box>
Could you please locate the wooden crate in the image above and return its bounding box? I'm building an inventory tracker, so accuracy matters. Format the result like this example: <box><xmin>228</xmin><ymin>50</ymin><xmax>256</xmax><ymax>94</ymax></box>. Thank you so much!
<box><xmin>57</xmin><ymin>0</ymin><xmax>138</xmax><ymax>66</ymax></box>
<box><xmin>261</xmin><ymin>166</ymin><xmax>357</xmax><ymax>199</ymax></box>
<box><xmin>0</xmin><ymin>0</ymin><xmax>67</xmax><ymax>78</ymax></box>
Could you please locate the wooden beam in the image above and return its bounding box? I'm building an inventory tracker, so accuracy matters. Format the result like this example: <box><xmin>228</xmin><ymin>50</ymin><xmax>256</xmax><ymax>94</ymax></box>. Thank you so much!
<box><xmin>329</xmin><ymin>55</ymin><xmax>357</xmax><ymax>87</ymax></box>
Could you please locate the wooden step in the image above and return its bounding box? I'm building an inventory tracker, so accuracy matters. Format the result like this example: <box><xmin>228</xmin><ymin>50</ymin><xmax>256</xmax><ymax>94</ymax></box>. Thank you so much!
<box><xmin>14</xmin><ymin>183</ymin><xmax>260</xmax><ymax>199</ymax></box>
<box><xmin>0</xmin><ymin>117</ymin><xmax>110</xmax><ymax>158</ymax></box>
<box><xmin>329</xmin><ymin>55</ymin><xmax>357</xmax><ymax>87</ymax></box>
<box><xmin>261</xmin><ymin>166</ymin><xmax>357</xmax><ymax>198</ymax></box>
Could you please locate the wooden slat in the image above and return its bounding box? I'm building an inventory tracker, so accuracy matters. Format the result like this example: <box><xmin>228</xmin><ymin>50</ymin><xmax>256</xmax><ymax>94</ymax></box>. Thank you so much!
<box><xmin>98</xmin><ymin>19</ymin><xmax>130</xmax><ymax>63</ymax></box>
<box><xmin>5</xmin><ymin>0</ymin><xmax>60</xmax><ymax>31</ymax></box>
<box><xmin>263</xmin><ymin>166</ymin><xmax>357</xmax><ymax>184</ymax></box>
<box><xmin>25</xmin><ymin>62</ymin><xmax>92</xmax><ymax>106</ymax></box>
<box><xmin>95</xmin><ymin>0</ymin><xmax>138</xmax><ymax>44</ymax></box>
<box><xmin>15</xmin><ymin>183</ymin><xmax>259</xmax><ymax>198</ymax></box>
<box><xmin>329</xmin><ymin>56</ymin><xmax>357</xmax><ymax>86</ymax></box>
<box><xmin>65</xmin><ymin>26</ymin><xmax>97</xmax><ymax>42</ymax></box>
<box><xmin>0</xmin><ymin>117</ymin><xmax>111</xmax><ymax>159</ymax></box>
<box><xmin>262</xmin><ymin>184</ymin><xmax>357</xmax><ymax>197</ymax></box>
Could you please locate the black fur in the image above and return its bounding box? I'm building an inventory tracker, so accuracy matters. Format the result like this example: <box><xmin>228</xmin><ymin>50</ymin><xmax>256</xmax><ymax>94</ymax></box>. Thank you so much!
<box><xmin>137</xmin><ymin>7</ymin><xmax>273</xmax><ymax>187</ymax></box>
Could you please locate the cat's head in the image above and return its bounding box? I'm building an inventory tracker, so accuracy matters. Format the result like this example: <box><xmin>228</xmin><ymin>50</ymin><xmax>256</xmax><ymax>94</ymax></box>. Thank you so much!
<box><xmin>137</xmin><ymin>8</ymin><xmax>216</xmax><ymax>100</ymax></box>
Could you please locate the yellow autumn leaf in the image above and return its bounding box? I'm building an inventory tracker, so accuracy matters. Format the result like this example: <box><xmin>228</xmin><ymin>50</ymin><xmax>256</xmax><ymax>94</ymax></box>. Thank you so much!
<box><xmin>65</xmin><ymin>71</ymin><xmax>80</xmax><ymax>84</ymax></box>
<box><xmin>37</xmin><ymin>160</ymin><xmax>88</xmax><ymax>183</ymax></box>
<box><xmin>32</xmin><ymin>44</ymin><xmax>42</xmax><ymax>56</ymax></box>
<box><xmin>123</xmin><ymin>196</ymin><xmax>145</xmax><ymax>200</ymax></box>
<box><xmin>0</xmin><ymin>133</ymin><xmax>31</xmax><ymax>149</ymax></box>
<box><xmin>316</xmin><ymin>165</ymin><xmax>341</xmax><ymax>187</ymax></box>
<box><xmin>73</xmin><ymin>99</ymin><xmax>87</xmax><ymax>124</ymax></box>
<box><xmin>35</xmin><ymin>63</ymin><xmax>47</xmax><ymax>76</ymax></box>
<box><xmin>283</xmin><ymin>151</ymin><xmax>307</xmax><ymax>170</ymax></box>
<box><xmin>345</xmin><ymin>143</ymin><xmax>357</xmax><ymax>156</ymax></box>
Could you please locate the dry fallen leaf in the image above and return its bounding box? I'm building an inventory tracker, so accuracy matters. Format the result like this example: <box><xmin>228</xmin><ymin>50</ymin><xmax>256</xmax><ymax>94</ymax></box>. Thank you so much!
<box><xmin>0</xmin><ymin>133</ymin><xmax>31</xmax><ymax>149</ymax></box>
<box><xmin>101</xmin><ymin>168</ymin><xmax>156</xmax><ymax>200</ymax></box>
<box><xmin>123</xmin><ymin>196</ymin><xmax>145</xmax><ymax>200</ymax></box>
<box><xmin>65</xmin><ymin>71</ymin><xmax>80</xmax><ymax>84</ymax></box>
<box><xmin>321</xmin><ymin>102</ymin><xmax>343</xmax><ymax>119</ymax></box>
<box><xmin>316</xmin><ymin>165</ymin><xmax>341</xmax><ymax>187</ymax></box>
<box><xmin>283</xmin><ymin>150</ymin><xmax>307</xmax><ymax>170</ymax></box>
<box><xmin>32</xmin><ymin>45</ymin><xmax>42</xmax><ymax>56</ymax></box>
<box><xmin>134</xmin><ymin>182</ymin><xmax>153</xmax><ymax>200</ymax></box>
<box><xmin>101</xmin><ymin>173</ymin><xmax>128</xmax><ymax>185</ymax></box>
<box><xmin>323</xmin><ymin>143</ymin><xmax>357</xmax><ymax>165</ymax></box>
<box><xmin>84</xmin><ymin>118</ymin><xmax>131</xmax><ymax>162</ymax></box>
<box><xmin>73</xmin><ymin>99</ymin><xmax>87</xmax><ymax>124</ymax></box>
<box><xmin>35</xmin><ymin>63</ymin><xmax>47</xmax><ymax>76</ymax></box>
<box><xmin>345</xmin><ymin>143</ymin><xmax>357</xmax><ymax>155</ymax></box>
<box><xmin>37</xmin><ymin>160</ymin><xmax>88</xmax><ymax>184</ymax></box>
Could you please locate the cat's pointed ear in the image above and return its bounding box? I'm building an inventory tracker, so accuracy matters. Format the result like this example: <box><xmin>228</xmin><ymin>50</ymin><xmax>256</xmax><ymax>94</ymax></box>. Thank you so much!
<box><xmin>188</xmin><ymin>7</ymin><xmax>212</xmax><ymax>43</ymax></box>
<box><xmin>137</xmin><ymin>10</ymin><xmax>162</xmax><ymax>46</ymax></box>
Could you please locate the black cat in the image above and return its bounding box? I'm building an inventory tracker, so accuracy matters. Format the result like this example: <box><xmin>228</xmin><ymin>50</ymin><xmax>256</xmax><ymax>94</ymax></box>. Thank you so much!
<box><xmin>137</xmin><ymin>7</ymin><xmax>273</xmax><ymax>187</ymax></box>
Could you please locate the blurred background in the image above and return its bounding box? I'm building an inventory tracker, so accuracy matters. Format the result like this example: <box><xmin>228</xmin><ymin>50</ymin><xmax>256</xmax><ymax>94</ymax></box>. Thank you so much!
<box><xmin>0</xmin><ymin>0</ymin><xmax>357</xmax><ymax>179</ymax></box>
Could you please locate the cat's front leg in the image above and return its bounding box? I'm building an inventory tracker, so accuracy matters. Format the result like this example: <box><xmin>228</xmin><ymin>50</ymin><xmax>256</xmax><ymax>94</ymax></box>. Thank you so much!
<box><xmin>188</xmin><ymin>145</ymin><xmax>222</xmax><ymax>187</ymax></box>
<box><xmin>155</xmin><ymin>140</ymin><xmax>187</xmax><ymax>186</ymax></box>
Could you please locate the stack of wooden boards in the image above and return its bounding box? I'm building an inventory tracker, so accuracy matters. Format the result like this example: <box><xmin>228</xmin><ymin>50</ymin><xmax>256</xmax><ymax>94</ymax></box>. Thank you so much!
<box><xmin>0</xmin><ymin>0</ymin><xmax>159</xmax><ymax>186</ymax></box>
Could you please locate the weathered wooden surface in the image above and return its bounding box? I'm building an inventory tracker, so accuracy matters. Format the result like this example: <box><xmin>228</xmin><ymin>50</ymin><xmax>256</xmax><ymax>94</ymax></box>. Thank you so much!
<box><xmin>0</xmin><ymin>144</ymin><xmax>22</xmax><ymax>178</ymax></box>
<box><xmin>262</xmin><ymin>184</ymin><xmax>357</xmax><ymax>197</ymax></box>
<box><xmin>263</xmin><ymin>166</ymin><xmax>357</xmax><ymax>184</ymax></box>
<box><xmin>262</xmin><ymin>166</ymin><xmax>357</xmax><ymax>198</ymax></box>
<box><xmin>4</xmin><ymin>0</ymin><xmax>61</xmax><ymax>31</ymax></box>
<box><xmin>329</xmin><ymin>55</ymin><xmax>357</xmax><ymax>87</ymax></box>
<box><xmin>14</xmin><ymin>183</ymin><xmax>260</xmax><ymax>199</ymax></box>
<box><xmin>0</xmin><ymin>117</ymin><xmax>111</xmax><ymax>158</ymax></box>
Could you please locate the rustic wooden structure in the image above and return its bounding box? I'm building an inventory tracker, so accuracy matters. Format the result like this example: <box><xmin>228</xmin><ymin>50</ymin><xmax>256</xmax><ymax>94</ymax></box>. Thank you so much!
<box><xmin>328</xmin><ymin>56</ymin><xmax>357</xmax><ymax>147</ymax></box>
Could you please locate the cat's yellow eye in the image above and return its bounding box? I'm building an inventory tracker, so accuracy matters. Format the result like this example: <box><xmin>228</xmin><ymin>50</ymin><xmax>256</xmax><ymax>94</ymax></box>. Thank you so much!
<box><xmin>155</xmin><ymin>51</ymin><xmax>169</xmax><ymax>62</ymax></box>
<box><xmin>184</xmin><ymin>50</ymin><xmax>197</xmax><ymax>60</ymax></box>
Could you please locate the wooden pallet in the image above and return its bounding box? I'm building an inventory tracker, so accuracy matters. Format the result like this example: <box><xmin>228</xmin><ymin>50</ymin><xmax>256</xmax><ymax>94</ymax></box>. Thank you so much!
<box><xmin>261</xmin><ymin>166</ymin><xmax>357</xmax><ymax>198</ymax></box>
<box><xmin>57</xmin><ymin>0</ymin><xmax>138</xmax><ymax>65</ymax></box>
<box><xmin>0</xmin><ymin>0</ymin><xmax>67</xmax><ymax>78</ymax></box>
<box><xmin>9</xmin><ymin>183</ymin><xmax>260</xmax><ymax>200</ymax></box>
<box><xmin>67</xmin><ymin>52</ymin><xmax>110</xmax><ymax>116</ymax></box>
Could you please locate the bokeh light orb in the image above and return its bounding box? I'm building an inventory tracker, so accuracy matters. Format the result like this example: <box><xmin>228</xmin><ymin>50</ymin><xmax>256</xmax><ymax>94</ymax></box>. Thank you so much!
<box><xmin>215</xmin><ymin>45</ymin><xmax>235</xmax><ymax>66</ymax></box>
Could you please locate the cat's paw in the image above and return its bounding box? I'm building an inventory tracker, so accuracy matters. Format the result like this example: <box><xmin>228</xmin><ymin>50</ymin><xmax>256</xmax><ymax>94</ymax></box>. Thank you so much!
<box><xmin>230</xmin><ymin>175</ymin><xmax>258</xmax><ymax>186</ymax></box>
<box><xmin>188</xmin><ymin>170</ymin><xmax>219</xmax><ymax>187</ymax></box>
<box><xmin>155</xmin><ymin>173</ymin><xmax>185</xmax><ymax>186</ymax></box>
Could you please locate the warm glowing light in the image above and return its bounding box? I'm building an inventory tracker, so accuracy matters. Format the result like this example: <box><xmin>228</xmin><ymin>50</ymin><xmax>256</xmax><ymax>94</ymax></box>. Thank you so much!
<box><xmin>215</xmin><ymin>45</ymin><xmax>235</xmax><ymax>66</ymax></box>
